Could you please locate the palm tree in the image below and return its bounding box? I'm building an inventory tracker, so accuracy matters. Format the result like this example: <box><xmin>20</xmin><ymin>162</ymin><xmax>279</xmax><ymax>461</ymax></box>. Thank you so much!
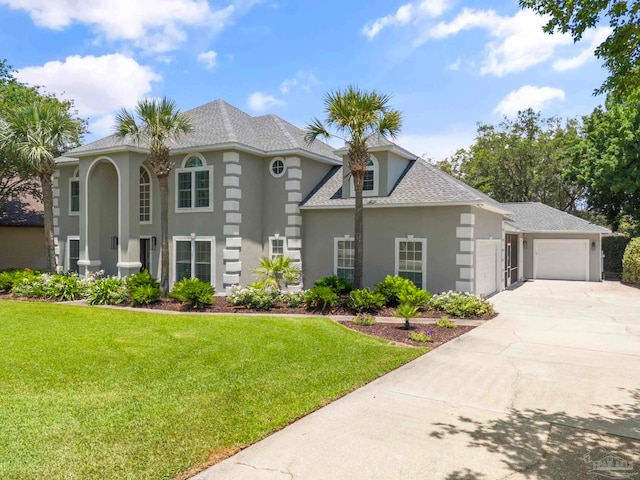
<box><xmin>115</xmin><ymin>97</ymin><xmax>192</xmax><ymax>295</ymax></box>
<box><xmin>305</xmin><ymin>86</ymin><xmax>402</xmax><ymax>289</ymax></box>
<box><xmin>0</xmin><ymin>99</ymin><xmax>84</xmax><ymax>272</ymax></box>
<box><xmin>253</xmin><ymin>256</ymin><xmax>301</xmax><ymax>291</ymax></box>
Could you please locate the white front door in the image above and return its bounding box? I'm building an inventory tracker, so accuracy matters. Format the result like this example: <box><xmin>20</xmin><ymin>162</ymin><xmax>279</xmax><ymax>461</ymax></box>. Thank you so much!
<box><xmin>476</xmin><ymin>240</ymin><xmax>499</xmax><ymax>296</ymax></box>
<box><xmin>533</xmin><ymin>239</ymin><xmax>589</xmax><ymax>281</ymax></box>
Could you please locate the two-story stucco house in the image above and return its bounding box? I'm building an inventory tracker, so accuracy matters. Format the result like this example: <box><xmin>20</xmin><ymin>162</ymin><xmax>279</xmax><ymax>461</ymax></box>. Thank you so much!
<box><xmin>53</xmin><ymin>99</ymin><xmax>609</xmax><ymax>296</ymax></box>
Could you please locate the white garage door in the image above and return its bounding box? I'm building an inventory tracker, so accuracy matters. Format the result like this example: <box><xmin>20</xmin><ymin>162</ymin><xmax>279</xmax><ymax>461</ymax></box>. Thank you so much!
<box><xmin>476</xmin><ymin>241</ymin><xmax>498</xmax><ymax>296</ymax></box>
<box><xmin>533</xmin><ymin>239</ymin><xmax>589</xmax><ymax>281</ymax></box>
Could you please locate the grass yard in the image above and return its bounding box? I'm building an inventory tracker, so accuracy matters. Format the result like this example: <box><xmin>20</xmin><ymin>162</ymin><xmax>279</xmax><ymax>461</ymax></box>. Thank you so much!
<box><xmin>0</xmin><ymin>301</ymin><xmax>425</xmax><ymax>480</ymax></box>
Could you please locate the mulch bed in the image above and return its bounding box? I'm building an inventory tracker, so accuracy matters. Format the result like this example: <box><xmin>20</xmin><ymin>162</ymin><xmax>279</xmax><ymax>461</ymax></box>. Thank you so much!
<box><xmin>339</xmin><ymin>321</ymin><xmax>475</xmax><ymax>347</ymax></box>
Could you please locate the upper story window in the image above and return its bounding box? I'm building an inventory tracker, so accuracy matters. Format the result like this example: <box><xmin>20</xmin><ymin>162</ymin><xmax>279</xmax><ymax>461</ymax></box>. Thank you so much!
<box><xmin>350</xmin><ymin>154</ymin><xmax>379</xmax><ymax>197</ymax></box>
<box><xmin>69</xmin><ymin>168</ymin><xmax>80</xmax><ymax>215</ymax></box>
<box><xmin>139</xmin><ymin>166</ymin><xmax>152</xmax><ymax>224</ymax></box>
<box><xmin>269</xmin><ymin>157</ymin><xmax>286</xmax><ymax>178</ymax></box>
<box><xmin>175</xmin><ymin>154</ymin><xmax>213</xmax><ymax>213</ymax></box>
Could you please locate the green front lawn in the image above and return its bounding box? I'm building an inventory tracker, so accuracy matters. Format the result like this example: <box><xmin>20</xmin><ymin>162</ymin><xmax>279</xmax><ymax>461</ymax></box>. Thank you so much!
<box><xmin>0</xmin><ymin>301</ymin><xmax>424</xmax><ymax>480</ymax></box>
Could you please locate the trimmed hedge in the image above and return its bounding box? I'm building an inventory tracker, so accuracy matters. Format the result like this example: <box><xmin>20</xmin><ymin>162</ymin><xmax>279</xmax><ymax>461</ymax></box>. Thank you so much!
<box><xmin>622</xmin><ymin>238</ymin><xmax>640</xmax><ymax>285</ymax></box>
<box><xmin>602</xmin><ymin>235</ymin><xmax>630</xmax><ymax>279</ymax></box>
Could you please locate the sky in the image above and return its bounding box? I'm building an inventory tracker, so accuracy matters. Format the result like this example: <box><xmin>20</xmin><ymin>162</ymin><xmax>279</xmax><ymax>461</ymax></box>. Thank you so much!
<box><xmin>0</xmin><ymin>0</ymin><xmax>612</xmax><ymax>161</ymax></box>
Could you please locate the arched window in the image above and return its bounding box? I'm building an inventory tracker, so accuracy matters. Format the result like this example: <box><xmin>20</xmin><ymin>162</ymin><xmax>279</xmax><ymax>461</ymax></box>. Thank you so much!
<box><xmin>176</xmin><ymin>154</ymin><xmax>213</xmax><ymax>212</ymax></box>
<box><xmin>350</xmin><ymin>154</ymin><xmax>379</xmax><ymax>197</ymax></box>
<box><xmin>139</xmin><ymin>166</ymin><xmax>152</xmax><ymax>223</ymax></box>
<box><xmin>69</xmin><ymin>168</ymin><xmax>80</xmax><ymax>215</ymax></box>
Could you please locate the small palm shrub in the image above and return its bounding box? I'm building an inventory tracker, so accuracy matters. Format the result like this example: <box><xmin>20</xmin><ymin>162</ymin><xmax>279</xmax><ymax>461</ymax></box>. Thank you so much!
<box><xmin>347</xmin><ymin>288</ymin><xmax>386</xmax><ymax>313</ymax></box>
<box><xmin>622</xmin><ymin>237</ymin><xmax>640</xmax><ymax>284</ymax></box>
<box><xmin>0</xmin><ymin>269</ymin><xmax>41</xmax><ymax>292</ymax></box>
<box><xmin>86</xmin><ymin>277</ymin><xmax>128</xmax><ymax>305</ymax></box>
<box><xmin>253</xmin><ymin>257</ymin><xmax>301</xmax><ymax>291</ymax></box>
<box><xmin>305</xmin><ymin>285</ymin><xmax>339</xmax><ymax>312</ymax></box>
<box><xmin>125</xmin><ymin>270</ymin><xmax>161</xmax><ymax>306</ymax></box>
<box><xmin>170</xmin><ymin>278</ymin><xmax>215</xmax><ymax>310</ymax></box>
<box><xmin>353</xmin><ymin>312</ymin><xmax>376</xmax><ymax>326</ymax></box>
<box><xmin>394</xmin><ymin>303</ymin><xmax>419</xmax><ymax>330</ymax></box>
<box><xmin>436</xmin><ymin>317</ymin><xmax>457</xmax><ymax>329</ymax></box>
<box><xmin>409</xmin><ymin>331</ymin><xmax>433</xmax><ymax>343</ymax></box>
<box><xmin>374</xmin><ymin>275</ymin><xmax>415</xmax><ymax>305</ymax></box>
<box><xmin>314</xmin><ymin>276</ymin><xmax>353</xmax><ymax>295</ymax></box>
<box><xmin>429</xmin><ymin>291</ymin><xmax>494</xmax><ymax>318</ymax></box>
<box><xmin>228</xmin><ymin>286</ymin><xmax>280</xmax><ymax>311</ymax></box>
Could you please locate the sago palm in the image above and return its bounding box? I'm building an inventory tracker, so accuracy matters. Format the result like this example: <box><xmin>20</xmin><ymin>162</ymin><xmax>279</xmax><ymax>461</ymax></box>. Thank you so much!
<box><xmin>0</xmin><ymin>99</ymin><xmax>84</xmax><ymax>272</ymax></box>
<box><xmin>115</xmin><ymin>97</ymin><xmax>192</xmax><ymax>295</ymax></box>
<box><xmin>305</xmin><ymin>86</ymin><xmax>402</xmax><ymax>289</ymax></box>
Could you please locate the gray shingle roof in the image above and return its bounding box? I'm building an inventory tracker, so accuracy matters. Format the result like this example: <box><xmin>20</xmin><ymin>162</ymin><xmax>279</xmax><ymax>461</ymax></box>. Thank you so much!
<box><xmin>301</xmin><ymin>158</ymin><xmax>509</xmax><ymax>212</ymax></box>
<box><xmin>503</xmin><ymin>202</ymin><xmax>610</xmax><ymax>233</ymax></box>
<box><xmin>64</xmin><ymin>100</ymin><xmax>339</xmax><ymax>162</ymax></box>
<box><xmin>0</xmin><ymin>197</ymin><xmax>44</xmax><ymax>227</ymax></box>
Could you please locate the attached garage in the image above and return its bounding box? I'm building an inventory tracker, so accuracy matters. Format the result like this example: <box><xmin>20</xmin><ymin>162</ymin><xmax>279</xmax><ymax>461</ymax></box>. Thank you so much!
<box><xmin>533</xmin><ymin>239</ymin><xmax>589</xmax><ymax>281</ymax></box>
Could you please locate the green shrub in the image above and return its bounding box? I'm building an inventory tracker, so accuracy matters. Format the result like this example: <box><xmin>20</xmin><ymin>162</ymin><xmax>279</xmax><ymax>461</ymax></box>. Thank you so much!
<box><xmin>397</xmin><ymin>286</ymin><xmax>431</xmax><ymax>309</ymax></box>
<box><xmin>281</xmin><ymin>290</ymin><xmax>307</xmax><ymax>308</ymax></box>
<box><xmin>622</xmin><ymin>237</ymin><xmax>640</xmax><ymax>284</ymax></box>
<box><xmin>0</xmin><ymin>269</ymin><xmax>41</xmax><ymax>292</ymax></box>
<box><xmin>170</xmin><ymin>278</ymin><xmax>215</xmax><ymax>310</ymax></box>
<box><xmin>46</xmin><ymin>273</ymin><xmax>87</xmax><ymax>301</ymax></box>
<box><xmin>374</xmin><ymin>275</ymin><xmax>415</xmax><ymax>305</ymax></box>
<box><xmin>228</xmin><ymin>286</ymin><xmax>280</xmax><ymax>311</ymax></box>
<box><xmin>314</xmin><ymin>276</ymin><xmax>353</xmax><ymax>295</ymax></box>
<box><xmin>304</xmin><ymin>285</ymin><xmax>339</xmax><ymax>312</ymax></box>
<box><xmin>253</xmin><ymin>257</ymin><xmax>301</xmax><ymax>291</ymax></box>
<box><xmin>10</xmin><ymin>275</ymin><xmax>46</xmax><ymax>298</ymax></box>
<box><xmin>125</xmin><ymin>271</ymin><xmax>161</xmax><ymax>306</ymax></box>
<box><xmin>347</xmin><ymin>288</ymin><xmax>386</xmax><ymax>313</ymax></box>
<box><xmin>602</xmin><ymin>235</ymin><xmax>630</xmax><ymax>279</ymax></box>
<box><xmin>393</xmin><ymin>303</ymin><xmax>419</xmax><ymax>330</ymax></box>
<box><xmin>86</xmin><ymin>277</ymin><xmax>128</xmax><ymax>305</ymax></box>
<box><xmin>429</xmin><ymin>291</ymin><xmax>494</xmax><ymax>318</ymax></box>
<box><xmin>436</xmin><ymin>317</ymin><xmax>457</xmax><ymax>329</ymax></box>
<box><xmin>353</xmin><ymin>312</ymin><xmax>376</xmax><ymax>326</ymax></box>
<box><xmin>409</xmin><ymin>331</ymin><xmax>433</xmax><ymax>343</ymax></box>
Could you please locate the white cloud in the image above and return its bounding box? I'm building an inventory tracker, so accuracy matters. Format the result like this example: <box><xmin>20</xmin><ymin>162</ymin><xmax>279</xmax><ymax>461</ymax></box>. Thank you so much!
<box><xmin>279</xmin><ymin>70</ymin><xmax>319</xmax><ymax>94</ymax></box>
<box><xmin>197</xmin><ymin>50</ymin><xmax>218</xmax><ymax>70</ymax></box>
<box><xmin>0</xmin><ymin>0</ymin><xmax>242</xmax><ymax>52</ymax></box>
<box><xmin>429</xmin><ymin>9</ymin><xmax>574</xmax><ymax>76</ymax></box>
<box><xmin>16</xmin><ymin>54</ymin><xmax>160</xmax><ymax>137</ymax></box>
<box><xmin>247</xmin><ymin>92</ymin><xmax>285</xmax><ymax>113</ymax></box>
<box><xmin>552</xmin><ymin>27</ymin><xmax>612</xmax><ymax>72</ymax></box>
<box><xmin>363</xmin><ymin>0</ymin><xmax>450</xmax><ymax>39</ymax></box>
<box><xmin>398</xmin><ymin>128</ymin><xmax>476</xmax><ymax>162</ymax></box>
<box><xmin>493</xmin><ymin>85</ymin><xmax>565</xmax><ymax>117</ymax></box>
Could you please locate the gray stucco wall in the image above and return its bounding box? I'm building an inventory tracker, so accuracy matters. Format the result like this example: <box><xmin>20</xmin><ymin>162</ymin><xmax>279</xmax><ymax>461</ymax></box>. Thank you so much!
<box><xmin>301</xmin><ymin>205</ymin><xmax>468</xmax><ymax>294</ymax></box>
<box><xmin>522</xmin><ymin>232</ymin><xmax>602</xmax><ymax>282</ymax></box>
<box><xmin>56</xmin><ymin>165</ymin><xmax>80</xmax><ymax>271</ymax></box>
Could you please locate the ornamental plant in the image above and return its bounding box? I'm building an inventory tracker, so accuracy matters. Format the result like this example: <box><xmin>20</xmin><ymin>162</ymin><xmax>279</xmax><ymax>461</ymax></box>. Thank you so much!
<box><xmin>85</xmin><ymin>277</ymin><xmax>128</xmax><ymax>305</ymax></box>
<box><xmin>253</xmin><ymin>256</ymin><xmax>301</xmax><ymax>291</ymax></box>
<box><xmin>436</xmin><ymin>317</ymin><xmax>457</xmax><ymax>329</ymax></box>
<box><xmin>314</xmin><ymin>275</ymin><xmax>353</xmax><ymax>295</ymax></box>
<box><xmin>374</xmin><ymin>275</ymin><xmax>415</xmax><ymax>305</ymax></box>
<box><xmin>393</xmin><ymin>303</ymin><xmax>419</xmax><ymax>330</ymax></box>
<box><xmin>408</xmin><ymin>331</ymin><xmax>433</xmax><ymax>343</ymax></box>
<box><xmin>304</xmin><ymin>285</ymin><xmax>339</xmax><ymax>313</ymax></box>
<box><xmin>353</xmin><ymin>312</ymin><xmax>376</xmax><ymax>326</ymax></box>
<box><xmin>228</xmin><ymin>286</ymin><xmax>280</xmax><ymax>311</ymax></box>
<box><xmin>347</xmin><ymin>288</ymin><xmax>386</xmax><ymax>313</ymax></box>
<box><xmin>429</xmin><ymin>291</ymin><xmax>494</xmax><ymax>318</ymax></box>
<box><xmin>170</xmin><ymin>278</ymin><xmax>215</xmax><ymax>310</ymax></box>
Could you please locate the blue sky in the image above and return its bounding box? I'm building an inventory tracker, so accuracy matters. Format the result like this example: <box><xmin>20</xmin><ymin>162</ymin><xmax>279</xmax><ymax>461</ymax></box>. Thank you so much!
<box><xmin>0</xmin><ymin>0</ymin><xmax>611</xmax><ymax>160</ymax></box>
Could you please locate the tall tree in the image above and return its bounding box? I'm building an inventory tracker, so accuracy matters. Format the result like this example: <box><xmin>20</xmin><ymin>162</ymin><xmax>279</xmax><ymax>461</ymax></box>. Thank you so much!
<box><xmin>0</xmin><ymin>98</ymin><xmax>85</xmax><ymax>271</ymax></box>
<box><xmin>520</xmin><ymin>0</ymin><xmax>640</xmax><ymax>97</ymax></box>
<box><xmin>305</xmin><ymin>86</ymin><xmax>402</xmax><ymax>289</ymax></box>
<box><xmin>438</xmin><ymin>109</ymin><xmax>584</xmax><ymax>211</ymax></box>
<box><xmin>115</xmin><ymin>97</ymin><xmax>193</xmax><ymax>295</ymax></box>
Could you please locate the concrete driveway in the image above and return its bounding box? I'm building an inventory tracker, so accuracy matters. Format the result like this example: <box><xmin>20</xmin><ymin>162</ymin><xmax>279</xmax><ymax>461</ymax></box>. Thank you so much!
<box><xmin>193</xmin><ymin>281</ymin><xmax>640</xmax><ymax>480</ymax></box>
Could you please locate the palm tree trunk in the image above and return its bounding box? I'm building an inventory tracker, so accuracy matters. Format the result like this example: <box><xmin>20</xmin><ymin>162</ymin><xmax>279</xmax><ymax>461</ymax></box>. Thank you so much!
<box><xmin>159</xmin><ymin>173</ymin><xmax>170</xmax><ymax>295</ymax></box>
<box><xmin>40</xmin><ymin>172</ymin><xmax>56</xmax><ymax>272</ymax></box>
<box><xmin>353</xmin><ymin>171</ymin><xmax>364</xmax><ymax>289</ymax></box>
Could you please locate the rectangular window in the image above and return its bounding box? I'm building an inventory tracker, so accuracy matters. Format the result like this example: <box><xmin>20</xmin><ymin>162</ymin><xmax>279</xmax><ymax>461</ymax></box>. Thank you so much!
<box><xmin>363</xmin><ymin>170</ymin><xmax>374</xmax><ymax>191</ymax></box>
<box><xmin>175</xmin><ymin>166</ymin><xmax>213</xmax><ymax>212</ymax></box>
<box><xmin>69</xmin><ymin>179</ymin><xmax>80</xmax><ymax>214</ymax></box>
<box><xmin>335</xmin><ymin>238</ymin><xmax>355</xmax><ymax>284</ymax></box>
<box><xmin>67</xmin><ymin>237</ymin><xmax>80</xmax><ymax>274</ymax></box>
<box><xmin>395</xmin><ymin>238</ymin><xmax>426</xmax><ymax>289</ymax></box>
<box><xmin>173</xmin><ymin>237</ymin><xmax>215</xmax><ymax>286</ymax></box>
<box><xmin>140</xmin><ymin>182</ymin><xmax>150</xmax><ymax>223</ymax></box>
<box><xmin>177</xmin><ymin>172</ymin><xmax>192</xmax><ymax>209</ymax></box>
<box><xmin>195</xmin><ymin>171</ymin><xmax>210</xmax><ymax>208</ymax></box>
<box><xmin>269</xmin><ymin>237</ymin><xmax>285</xmax><ymax>260</ymax></box>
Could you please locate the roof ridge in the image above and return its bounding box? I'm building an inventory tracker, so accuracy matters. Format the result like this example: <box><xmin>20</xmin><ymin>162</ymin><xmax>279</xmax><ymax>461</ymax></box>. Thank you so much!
<box><xmin>269</xmin><ymin>115</ymin><xmax>299</xmax><ymax>149</ymax></box>
<box><xmin>218</xmin><ymin>100</ymin><xmax>238</xmax><ymax>143</ymax></box>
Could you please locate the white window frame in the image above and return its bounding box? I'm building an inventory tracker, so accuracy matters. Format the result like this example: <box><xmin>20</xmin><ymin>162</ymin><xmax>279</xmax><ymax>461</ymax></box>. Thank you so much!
<box><xmin>394</xmin><ymin>237</ymin><xmax>427</xmax><ymax>290</ymax></box>
<box><xmin>172</xmin><ymin>236</ymin><xmax>216</xmax><ymax>288</ymax></box>
<box><xmin>68</xmin><ymin>168</ymin><xmax>80</xmax><ymax>216</ymax></box>
<box><xmin>269</xmin><ymin>235</ymin><xmax>287</xmax><ymax>260</ymax></box>
<box><xmin>139</xmin><ymin>165</ymin><xmax>152</xmax><ymax>224</ymax></box>
<box><xmin>66</xmin><ymin>235</ymin><xmax>80</xmax><ymax>272</ymax></box>
<box><xmin>334</xmin><ymin>236</ymin><xmax>355</xmax><ymax>283</ymax></box>
<box><xmin>175</xmin><ymin>153</ymin><xmax>214</xmax><ymax>213</ymax></box>
<box><xmin>269</xmin><ymin>157</ymin><xmax>287</xmax><ymax>178</ymax></box>
<box><xmin>349</xmin><ymin>154</ymin><xmax>379</xmax><ymax>197</ymax></box>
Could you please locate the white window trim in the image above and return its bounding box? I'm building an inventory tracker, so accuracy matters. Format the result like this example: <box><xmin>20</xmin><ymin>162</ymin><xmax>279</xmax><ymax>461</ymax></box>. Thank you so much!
<box><xmin>269</xmin><ymin>235</ymin><xmax>288</xmax><ymax>259</ymax></box>
<box><xmin>172</xmin><ymin>236</ymin><xmax>216</xmax><ymax>289</ymax></box>
<box><xmin>66</xmin><ymin>235</ymin><xmax>80</xmax><ymax>272</ymax></box>
<box><xmin>68</xmin><ymin>168</ymin><xmax>80</xmax><ymax>216</ymax></box>
<box><xmin>175</xmin><ymin>153</ymin><xmax>214</xmax><ymax>213</ymax></box>
<box><xmin>394</xmin><ymin>237</ymin><xmax>427</xmax><ymax>289</ymax></box>
<box><xmin>349</xmin><ymin>154</ymin><xmax>379</xmax><ymax>198</ymax></box>
<box><xmin>139</xmin><ymin>165</ymin><xmax>152</xmax><ymax>225</ymax></box>
<box><xmin>333</xmin><ymin>236</ymin><xmax>355</xmax><ymax>278</ymax></box>
<box><xmin>269</xmin><ymin>157</ymin><xmax>287</xmax><ymax>178</ymax></box>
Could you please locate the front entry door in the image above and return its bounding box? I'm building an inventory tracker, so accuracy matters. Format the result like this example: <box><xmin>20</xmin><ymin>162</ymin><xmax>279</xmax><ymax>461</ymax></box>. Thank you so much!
<box><xmin>140</xmin><ymin>238</ymin><xmax>151</xmax><ymax>273</ymax></box>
